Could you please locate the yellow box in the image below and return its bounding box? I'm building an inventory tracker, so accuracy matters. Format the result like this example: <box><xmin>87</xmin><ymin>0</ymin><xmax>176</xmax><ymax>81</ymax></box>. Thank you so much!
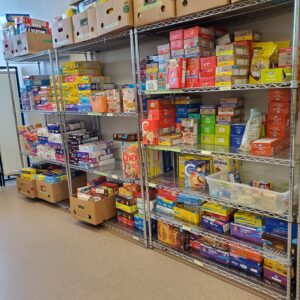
<box><xmin>264</xmin><ymin>258</ymin><xmax>291</xmax><ymax>276</ymax></box>
<box><xmin>234</xmin><ymin>211</ymin><xmax>264</xmax><ymax>227</ymax></box>
<box><xmin>201</xmin><ymin>134</ymin><xmax>215</xmax><ymax>145</ymax></box>
<box><xmin>174</xmin><ymin>205</ymin><xmax>202</xmax><ymax>224</ymax></box>
<box><xmin>203</xmin><ymin>202</ymin><xmax>236</xmax><ymax>217</ymax></box>
<box><xmin>62</xmin><ymin>61</ymin><xmax>101</xmax><ymax>70</ymax></box>
<box><xmin>78</xmin><ymin>90</ymin><xmax>93</xmax><ymax>97</ymax></box>
<box><xmin>179</xmin><ymin>154</ymin><xmax>196</xmax><ymax>178</ymax></box>
<box><xmin>215</xmin><ymin>124</ymin><xmax>231</xmax><ymax>135</ymax></box>
<box><xmin>115</xmin><ymin>202</ymin><xmax>138</xmax><ymax>213</ymax></box>
<box><xmin>260</xmin><ymin>67</ymin><xmax>292</xmax><ymax>84</ymax></box>
<box><xmin>215</xmin><ymin>134</ymin><xmax>230</xmax><ymax>146</ymax></box>
<box><xmin>158</xmin><ymin>134</ymin><xmax>182</xmax><ymax>146</ymax></box>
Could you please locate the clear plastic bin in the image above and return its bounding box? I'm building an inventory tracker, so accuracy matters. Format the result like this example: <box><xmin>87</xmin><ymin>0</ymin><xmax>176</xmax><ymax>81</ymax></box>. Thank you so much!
<box><xmin>206</xmin><ymin>172</ymin><xmax>289</xmax><ymax>214</ymax></box>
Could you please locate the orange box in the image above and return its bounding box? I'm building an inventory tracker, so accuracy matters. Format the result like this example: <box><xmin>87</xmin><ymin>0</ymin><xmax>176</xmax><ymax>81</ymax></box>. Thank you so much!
<box><xmin>230</xmin><ymin>244</ymin><xmax>263</xmax><ymax>264</ymax></box>
<box><xmin>266</xmin><ymin>126</ymin><xmax>289</xmax><ymax>139</ymax></box>
<box><xmin>147</xmin><ymin>99</ymin><xmax>174</xmax><ymax>110</ymax></box>
<box><xmin>267</xmin><ymin>113</ymin><xmax>290</xmax><ymax>128</ymax></box>
<box><xmin>90</xmin><ymin>92</ymin><xmax>108</xmax><ymax>113</ymax></box>
<box><xmin>250</xmin><ymin>138</ymin><xmax>283</xmax><ymax>157</ymax></box>
<box><xmin>269</xmin><ymin>89</ymin><xmax>290</xmax><ymax>103</ymax></box>
<box><xmin>268</xmin><ymin>102</ymin><xmax>290</xmax><ymax>116</ymax></box>
<box><xmin>148</xmin><ymin>109</ymin><xmax>176</xmax><ymax>120</ymax></box>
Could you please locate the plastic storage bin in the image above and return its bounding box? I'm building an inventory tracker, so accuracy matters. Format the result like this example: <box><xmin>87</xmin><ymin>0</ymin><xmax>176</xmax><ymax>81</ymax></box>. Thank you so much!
<box><xmin>206</xmin><ymin>171</ymin><xmax>289</xmax><ymax>214</ymax></box>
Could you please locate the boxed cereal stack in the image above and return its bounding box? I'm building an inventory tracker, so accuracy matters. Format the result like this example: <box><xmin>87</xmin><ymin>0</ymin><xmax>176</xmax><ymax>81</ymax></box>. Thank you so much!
<box><xmin>200</xmin><ymin>105</ymin><xmax>216</xmax><ymax>145</ymax></box>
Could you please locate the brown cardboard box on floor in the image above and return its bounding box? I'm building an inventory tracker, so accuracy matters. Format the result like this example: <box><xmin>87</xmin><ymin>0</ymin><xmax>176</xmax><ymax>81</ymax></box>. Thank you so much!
<box><xmin>96</xmin><ymin>0</ymin><xmax>134</xmax><ymax>36</ymax></box>
<box><xmin>52</xmin><ymin>17</ymin><xmax>74</xmax><ymax>48</ymax></box>
<box><xmin>72</xmin><ymin>6</ymin><xmax>98</xmax><ymax>43</ymax></box>
<box><xmin>70</xmin><ymin>195</ymin><xmax>116</xmax><ymax>225</ymax></box>
<box><xmin>134</xmin><ymin>0</ymin><xmax>176</xmax><ymax>27</ymax></box>
<box><xmin>36</xmin><ymin>180</ymin><xmax>69</xmax><ymax>203</ymax></box>
<box><xmin>12</xmin><ymin>32</ymin><xmax>53</xmax><ymax>56</ymax></box>
<box><xmin>176</xmin><ymin>0</ymin><xmax>230</xmax><ymax>18</ymax></box>
<box><xmin>16</xmin><ymin>176</ymin><xmax>37</xmax><ymax>199</ymax></box>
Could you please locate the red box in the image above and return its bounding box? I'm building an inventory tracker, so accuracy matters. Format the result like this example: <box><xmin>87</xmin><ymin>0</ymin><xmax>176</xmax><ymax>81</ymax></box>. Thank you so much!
<box><xmin>267</xmin><ymin>113</ymin><xmax>290</xmax><ymax>128</ymax></box>
<box><xmin>170</xmin><ymin>39</ymin><xmax>184</xmax><ymax>51</ymax></box>
<box><xmin>199</xmin><ymin>76</ymin><xmax>215</xmax><ymax>87</ymax></box>
<box><xmin>235</xmin><ymin>40</ymin><xmax>253</xmax><ymax>57</ymax></box>
<box><xmin>200</xmin><ymin>68</ymin><xmax>216</xmax><ymax>77</ymax></box>
<box><xmin>148</xmin><ymin>109</ymin><xmax>176</xmax><ymax>120</ymax></box>
<box><xmin>268</xmin><ymin>102</ymin><xmax>290</xmax><ymax>116</ymax></box>
<box><xmin>170</xmin><ymin>29</ymin><xmax>184</xmax><ymax>41</ymax></box>
<box><xmin>186</xmin><ymin>68</ymin><xmax>200</xmax><ymax>78</ymax></box>
<box><xmin>157</xmin><ymin>43</ymin><xmax>170</xmax><ymax>55</ymax></box>
<box><xmin>269</xmin><ymin>89</ymin><xmax>290</xmax><ymax>103</ymax></box>
<box><xmin>147</xmin><ymin>99</ymin><xmax>174</xmax><ymax>110</ymax></box>
<box><xmin>158</xmin><ymin>188</ymin><xmax>178</xmax><ymax>202</ymax></box>
<box><xmin>167</xmin><ymin>58</ymin><xmax>186</xmax><ymax>89</ymax></box>
<box><xmin>201</xmin><ymin>56</ymin><xmax>217</xmax><ymax>70</ymax></box>
<box><xmin>266</xmin><ymin>125</ymin><xmax>289</xmax><ymax>139</ymax></box>
<box><xmin>230</xmin><ymin>244</ymin><xmax>263</xmax><ymax>263</ymax></box>
<box><xmin>250</xmin><ymin>138</ymin><xmax>283</xmax><ymax>157</ymax></box>
<box><xmin>184</xmin><ymin>26</ymin><xmax>200</xmax><ymax>39</ymax></box>
<box><xmin>185</xmin><ymin>78</ymin><xmax>200</xmax><ymax>88</ymax></box>
<box><xmin>186</xmin><ymin>57</ymin><xmax>201</xmax><ymax>69</ymax></box>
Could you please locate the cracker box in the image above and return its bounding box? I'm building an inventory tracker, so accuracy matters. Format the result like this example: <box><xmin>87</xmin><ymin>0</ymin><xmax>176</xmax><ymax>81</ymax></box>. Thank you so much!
<box><xmin>263</xmin><ymin>266</ymin><xmax>287</xmax><ymax>287</ymax></box>
<box><xmin>215</xmin><ymin>124</ymin><xmax>230</xmax><ymax>135</ymax></box>
<box><xmin>201</xmin><ymin>134</ymin><xmax>215</xmax><ymax>145</ymax></box>
<box><xmin>200</xmin><ymin>106</ymin><xmax>216</xmax><ymax>115</ymax></box>
<box><xmin>181</xmin><ymin>118</ymin><xmax>199</xmax><ymax>145</ymax></box>
<box><xmin>186</xmin><ymin>57</ymin><xmax>201</xmax><ymax>69</ymax></box>
<box><xmin>184</xmin><ymin>160</ymin><xmax>210</xmax><ymax>188</ymax></box>
<box><xmin>215</xmin><ymin>134</ymin><xmax>230</xmax><ymax>146</ymax></box>
<box><xmin>216</xmin><ymin>33</ymin><xmax>231</xmax><ymax>46</ymax></box>
<box><xmin>231</xmin><ymin>123</ymin><xmax>246</xmax><ymax>136</ymax></box>
<box><xmin>201</xmin><ymin>123</ymin><xmax>215</xmax><ymax>134</ymax></box>
<box><xmin>199</xmin><ymin>76</ymin><xmax>215</xmax><ymax>87</ymax></box>
<box><xmin>262</xmin><ymin>233</ymin><xmax>287</xmax><ymax>252</ymax></box>
<box><xmin>170</xmin><ymin>29</ymin><xmax>184</xmax><ymax>41</ymax></box>
<box><xmin>134</xmin><ymin>0</ymin><xmax>176</xmax><ymax>27</ymax></box>
<box><xmin>250</xmin><ymin>138</ymin><xmax>283</xmax><ymax>157</ymax></box>
<box><xmin>230</xmin><ymin>222</ymin><xmax>263</xmax><ymax>245</ymax></box>
<box><xmin>217</xmin><ymin>55</ymin><xmax>250</xmax><ymax>67</ymax></box>
<box><xmin>200</xmin><ymin>56</ymin><xmax>217</xmax><ymax>70</ymax></box>
<box><xmin>268</xmin><ymin>101</ymin><xmax>290</xmax><ymax>116</ymax></box>
<box><xmin>121</xmin><ymin>142</ymin><xmax>140</xmax><ymax>179</ymax></box>
<box><xmin>230</xmin><ymin>254</ymin><xmax>262</xmax><ymax>278</ymax></box>
<box><xmin>200</xmin><ymin>243</ymin><xmax>230</xmax><ymax>265</ymax></box>
<box><xmin>147</xmin><ymin>98</ymin><xmax>174</xmax><ymax>110</ymax></box>
<box><xmin>216</xmin><ymin>44</ymin><xmax>249</xmax><ymax>56</ymax></box>
<box><xmin>230</xmin><ymin>244</ymin><xmax>263</xmax><ymax>263</ymax></box>
<box><xmin>174</xmin><ymin>205</ymin><xmax>202</xmax><ymax>224</ymax></box>
<box><xmin>234</xmin><ymin>29</ymin><xmax>262</xmax><ymax>42</ymax></box>
<box><xmin>170</xmin><ymin>39</ymin><xmax>184</xmax><ymax>51</ymax></box>
<box><xmin>202</xmin><ymin>215</ymin><xmax>230</xmax><ymax>233</ymax></box>
<box><xmin>279</xmin><ymin>48</ymin><xmax>292</xmax><ymax>67</ymax></box>
<box><xmin>167</xmin><ymin>58</ymin><xmax>187</xmax><ymax>89</ymax></box>
<box><xmin>203</xmin><ymin>202</ymin><xmax>235</xmax><ymax>217</ymax></box>
<box><xmin>234</xmin><ymin>210</ymin><xmax>264</xmax><ymax>227</ymax></box>
<box><xmin>158</xmin><ymin>134</ymin><xmax>182</xmax><ymax>146</ymax></box>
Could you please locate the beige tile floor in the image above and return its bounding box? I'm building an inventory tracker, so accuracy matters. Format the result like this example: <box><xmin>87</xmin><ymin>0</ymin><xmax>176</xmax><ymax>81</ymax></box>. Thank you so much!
<box><xmin>0</xmin><ymin>186</ymin><xmax>264</xmax><ymax>300</ymax></box>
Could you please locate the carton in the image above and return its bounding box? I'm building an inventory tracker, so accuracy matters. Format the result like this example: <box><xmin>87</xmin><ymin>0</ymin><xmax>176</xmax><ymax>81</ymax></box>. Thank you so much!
<box><xmin>70</xmin><ymin>195</ymin><xmax>116</xmax><ymax>225</ymax></box>
<box><xmin>134</xmin><ymin>0</ymin><xmax>176</xmax><ymax>27</ymax></box>
<box><xmin>12</xmin><ymin>32</ymin><xmax>52</xmax><ymax>56</ymax></box>
<box><xmin>176</xmin><ymin>0</ymin><xmax>230</xmax><ymax>17</ymax></box>
<box><xmin>36</xmin><ymin>180</ymin><xmax>69</xmax><ymax>203</ymax></box>
<box><xmin>16</xmin><ymin>176</ymin><xmax>37</xmax><ymax>199</ymax></box>
<box><xmin>52</xmin><ymin>18</ymin><xmax>74</xmax><ymax>48</ymax></box>
<box><xmin>72</xmin><ymin>6</ymin><xmax>98</xmax><ymax>43</ymax></box>
<box><xmin>2</xmin><ymin>38</ymin><xmax>14</xmax><ymax>59</ymax></box>
<box><xmin>96</xmin><ymin>0</ymin><xmax>134</xmax><ymax>36</ymax></box>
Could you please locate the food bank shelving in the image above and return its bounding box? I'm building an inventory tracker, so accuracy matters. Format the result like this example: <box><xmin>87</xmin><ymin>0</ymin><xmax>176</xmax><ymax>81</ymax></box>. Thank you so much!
<box><xmin>5</xmin><ymin>0</ymin><xmax>300</xmax><ymax>299</ymax></box>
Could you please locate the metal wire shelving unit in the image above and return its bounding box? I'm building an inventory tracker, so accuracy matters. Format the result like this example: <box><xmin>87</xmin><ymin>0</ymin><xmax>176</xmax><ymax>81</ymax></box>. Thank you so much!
<box><xmin>5</xmin><ymin>0</ymin><xmax>300</xmax><ymax>298</ymax></box>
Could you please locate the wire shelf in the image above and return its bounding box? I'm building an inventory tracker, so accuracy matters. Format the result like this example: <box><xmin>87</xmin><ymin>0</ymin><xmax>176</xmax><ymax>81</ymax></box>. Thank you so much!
<box><xmin>6</xmin><ymin>50</ymin><xmax>54</xmax><ymax>64</ymax></box>
<box><xmin>22</xmin><ymin>152</ymin><xmax>66</xmax><ymax>167</ymax></box>
<box><xmin>147</xmin><ymin>173</ymin><xmax>289</xmax><ymax>220</ymax></box>
<box><xmin>152</xmin><ymin>240</ymin><xmax>287</xmax><ymax>300</ymax></box>
<box><xmin>20</xmin><ymin>109</ymin><xmax>59</xmax><ymax>115</ymax></box>
<box><xmin>152</xmin><ymin>211</ymin><xmax>288</xmax><ymax>264</ymax></box>
<box><xmin>64</xmin><ymin>111</ymin><xmax>138</xmax><ymax>118</ymax></box>
<box><xmin>146</xmin><ymin>144</ymin><xmax>293</xmax><ymax>166</ymax></box>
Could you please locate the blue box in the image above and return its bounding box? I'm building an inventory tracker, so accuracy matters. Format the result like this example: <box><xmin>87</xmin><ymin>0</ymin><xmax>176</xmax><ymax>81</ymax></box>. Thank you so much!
<box><xmin>200</xmin><ymin>244</ymin><xmax>229</xmax><ymax>265</ymax></box>
<box><xmin>230</xmin><ymin>223</ymin><xmax>263</xmax><ymax>244</ymax></box>
<box><xmin>177</xmin><ymin>193</ymin><xmax>202</xmax><ymax>208</ymax></box>
<box><xmin>264</xmin><ymin>217</ymin><xmax>298</xmax><ymax>238</ymax></box>
<box><xmin>231</xmin><ymin>135</ymin><xmax>243</xmax><ymax>148</ymax></box>
<box><xmin>202</xmin><ymin>215</ymin><xmax>230</xmax><ymax>234</ymax></box>
<box><xmin>231</xmin><ymin>124</ymin><xmax>246</xmax><ymax>136</ymax></box>
<box><xmin>176</xmin><ymin>113</ymin><xmax>189</xmax><ymax>118</ymax></box>
<box><xmin>229</xmin><ymin>254</ymin><xmax>262</xmax><ymax>278</ymax></box>
<box><xmin>157</xmin><ymin>196</ymin><xmax>175</xmax><ymax>210</ymax></box>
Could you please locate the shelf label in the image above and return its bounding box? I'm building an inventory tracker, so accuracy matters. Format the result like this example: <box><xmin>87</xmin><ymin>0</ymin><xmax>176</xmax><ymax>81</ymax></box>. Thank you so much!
<box><xmin>148</xmin><ymin>183</ymin><xmax>157</xmax><ymax>188</ymax></box>
<box><xmin>182</xmin><ymin>225</ymin><xmax>192</xmax><ymax>232</ymax></box>
<box><xmin>193</xmin><ymin>260</ymin><xmax>203</xmax><ymax>267</ymax></box>
<box><xmin>132</xmin><ymin>236</ymin><xmax>140</xmax><ymax>241</ymax></box>
<box><xmin>88</xmin><ymin>112</ymin><xmax>99</xmax><ymax>116</ymax></box>
<box><xmin>201</xmin><ymin>150</ymin><xmax>212</xmax><ymax>155</ymax></box>
<box><xmin>220</xmin><ymin>86</ymin><xmax>232</xmax><ymax>91</ymax></box>
<box><xmin>111</xmin><ymin>175</ymin><xmax>119</xmax><ymax>179</ymax></box>
<box><xmin>107</xmin><ymin>113</ymin><xmax>113</xmax><ymax>117</ymax></box>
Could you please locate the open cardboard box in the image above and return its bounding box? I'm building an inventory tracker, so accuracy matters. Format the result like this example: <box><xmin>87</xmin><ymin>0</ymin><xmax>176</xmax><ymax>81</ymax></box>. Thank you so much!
<box><xmin>70</xmin><ymin>194</ymin><xmax>116</xmax><ymax>225</ymax></box>
<box><xmin>16</xmin><ymin>176</ymin><xmax>37</xmax><ymax>199</ymax></box>
<box><xmin>12</xmin><ymin>32</ymin><xmax>53</xmax><ymax>56</ymax></box>
<box><xmin>96</xmin><ymin>0</ymin><xmax>134</xmax><ymax>36</ymax></box>
<box><xmin>176</xmin><ymin>0</ymin><xmax>230</xmax><ymax>18</ymax></box>
<box><xmin>134</xmin><ymin>0</ymin><xmax>176</xmax><ymax>27</ymax></box>
<box><xmin>2</xmin><ymin>38</ymin><xmax>14</xmax><ymax>59</ymax></box>
<box><xmin>52</xmin><ymin>17</ymin><xmax>74</xmax><ymax>48</ymax></box>
<box><xmin>72</xmin><ymin>6</ymin><xmax>98</xmax><ymax>43</ymax></box>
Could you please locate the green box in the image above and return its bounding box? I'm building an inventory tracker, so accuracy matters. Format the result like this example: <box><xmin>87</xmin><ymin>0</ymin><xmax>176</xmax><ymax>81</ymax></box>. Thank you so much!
<box><xmin>215</xmin><ymin>124</ymin><xmax>231</xmax><ymax>135</ymax></box>
<box><xmin>188</xmin><ymin>113</ymin><xmax>201</xmax><ymax>134</ymax></box>
<box><xmin>201</xmin><ymin>114</ymin><xmax>216</xmax><ymax>125</ymax></box>
<box><xmin>215</xmin><ymin>134</ymin><xmax>230</xmax><ymax>146</ymax></box>
<box><xmin>201</xmin><ymin>123</ymin><xmax>215</xmax><ymax>134</ymax></box>
<box><xmin>201</xmin><ymin>134</ymin><xmax>215</xmax><ymax>145</ymax></box>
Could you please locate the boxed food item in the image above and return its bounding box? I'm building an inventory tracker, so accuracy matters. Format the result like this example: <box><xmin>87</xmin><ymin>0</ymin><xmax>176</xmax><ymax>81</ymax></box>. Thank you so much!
<box><xmin>215</xmin><ymin>134</ymin><xmax>230</xmax><ymax>146</ymax></box>
<box><xmin>216</xmin><ymin>65</ymin><xmax>249</xmax><ymax>76</ymax></box>
<box><xmin>170</xmin><ymin>39</ymin><xmax>184</xmax><ymax>51</ymax></box>
<box><xmin>158</xmin><ymin>134</ymin><xmax>181</xmax><ymax>146</ymax></box>
<box><xmin>200</xmin><ymin>235</ymin><xmax>229</xmax><ymax>252</ymax></box>
<box><xmin>231</xmin><ymin>123</ymin><xmax>246</xmax><ymax>136</ymax></box>
<box><xmin>52</xmin><ymin>18</ymin><xmax>74</xmax><ymax>48</ymax></box>
<box><xmin>167</xmin><ymin>58</ymin><xmax>186</xmax><ymax>89</ymax></box>
<box><xmin>200</xmin><ymin>243</ymin><xmax>230</xmax><ymax>265</ymax></box>
<box><xmin>174</xmin><ymin>204</ymin><xmax>202</xmax><ymax>224</ymax></box>
<box><xmin>234</xmin><ymin>210</ymin><xmax>264</xmax><ymax>227</ymax></box>
<box><xmin>230</xmin><ymin>244</ymin><xmax>263</xmax><ymax>263</ymax></box>
<box><xmin>199</xmin><ymin>76</ymin><xmax>215</xmax><ymax>87</ymax></box>
<box><xmin>72</xmin><ymin>6</ymin><xmax>98</xmax><ymax>43</ymax></box>
<box><xmin>177</xmin><ymin>193</ymin><xmax>202</xmax><ymax>209</ymax></box>
<box><xmin>216</xmin><ymin>44</ymin><xmax>248</xmax><ymax>56</ymax></box>
<box><xmin>121</xmin><ymin>142</ymin><xmax>140</xmax><ymax>179</ymax></box>
<box><xmin>234</xmin><ymin>30</ymin><xmax>262</xmax><ymax>42</ymax></box>
<box><xmin>181</xmin><ymin>118</ymin><xmax>199</xmax><ymax>145</ymax></box>
<box><xmin>215</xmin><ymin>75</ymin><xmax>248</xmax><ymax>86</ymax></box>
<box><xmin>117</xmin><ymin>210</ymin><xmax>135</xmax><ymax>227</ymax></box>
<box><xmin>12</xmin><ymin>32</ymin><xmax>52</xmax><ymax>56</ymax></box>
<box><xmin>70</xmin><ymin>194</ymin><xmax>116</xmax><ymax>225</ymax></box>
<box><xmin>36</xmin><ymin>179</ymin><xmax>69</xmax><ymax>203</ymax></box>
<box><xmin>202</xmin><ymin>215</ymin><xmax>230</xmax><ymax>233</ymax></box>
<box><xmin>170</xmin><ymin>29</ymin><xmax>183</xmax><ymax>41</ymax></box>
<box><xmin>230</xmin><ymin>254</ymin><xmax>262</xmax><ymax>277</ymax></box>
<box><xmin>217</xmin><ymin>55</ymin><xmax>250</xmax><ymax>67</ymax></box>
<box><xmin>264</xmin><ymin>258</ymin><xmax>290</xmax><ymax>275</ymax></box>
<box><xmin>16</xmin><ymin>176</ymin><xmax>37</xmax><ymax>199</ymax></box>
<box><xmin>96</xmin><ymin>0</ymin><xmax>134</xmax><ymax>36</ymax></box>
<box><xmin>263</xmin><ymin>266</ymin><xmax>287</xmax><ymax>287</ymax></box>
<box><xmin>184</xmin><ymin>159</ymin><xmax>210</xmax><ymax>188</ymax></box>
<box><xmin>203</xmin><ymin>202</ymin><xmax>235</xmax><ymax>217</ymax></box>
<box><xmin>260</xmin><ymin>67</ymin><xmax>292</xmax><ymax>84</ymax></box>
<box><xmin>201</xmin><ymin>123</ymin><xmax>215</xmax><ymax>134</ymax></box>
<box><xmin>215</xmin><ymin>124</ymin><xmax>230</xmax><ymax>135</ymax></box>
<box><xmin>230</xmin><ymin>222</ymin><xmax>263</xmax><ymax>244</ymax></box>
<box><xmin>176</xmin><ymin>0</ymin><xmax>230</xmax><ymax>18</ymax></box>
<box><xmin>134</xmin><ymin>0</ymin><xmax>176</xmax><ymax>27</ymax></box>
<box><xmin>216</xmin><ymin>33</ymin><xmax>231</xmax><ymax>46</ymax></box>
<box><xmin>250</xmin><ymin>138</ymin><xmax>283</xmax><ymax>157</ymax></box>
<box><xmin>201</xmin><ymin>134</ymin><xmax>215</xmax><ymax>145</ymax></box>
<box><xmin>264</xmin><ymin>217</ymin><xmax>295</xmax><ymax>238</ymax></box>
<box><xmin>157</xmin><ymin>220</ymin><xmax>189</xmax><ymax>250</ymax></box>
<box><xmin>278</xmin><ymin>48</ymin><xmax>292</xmax><ymax>68</ymax></box>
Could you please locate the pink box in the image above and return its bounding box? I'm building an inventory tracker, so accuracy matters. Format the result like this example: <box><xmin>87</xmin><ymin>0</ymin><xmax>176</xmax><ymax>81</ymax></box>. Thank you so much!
<box><xmin>167</xmin><ymin>58</ymin><xmax>186</xmax><ymax>89</ymax></box>
<box><xmin>199</xmin><ymin>76</ymin><xmax>215</xmax><ymax>87</ymax></box>
<box><xmin>185</xmin><ymin>78</ymin><xmax>200</xmax><ymax>88</ymax></box>
<box><xmin>170</xmin><ymin>39</ymin><xmax>184</xmax><ymax>50</ymax></box>
<box><xmin>170</xmin><ymin>29</ymin><xmax>184</xmax><ymax>41</ymax></box>
<box><xmin>201</xmin><ymin>56</ymin><xmax>217</xmax><ymax>70</ymax></box>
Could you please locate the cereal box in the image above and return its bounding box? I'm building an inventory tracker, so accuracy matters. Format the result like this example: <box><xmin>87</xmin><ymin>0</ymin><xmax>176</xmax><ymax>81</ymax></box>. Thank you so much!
<box><xmin>184</xmin><ymin>160</ymin><xmax>210</xmax><ymax>188</ymax></box>
<box><xmin>121</xmin><ymin>142</ymin><xmax>140</xmax><ymax>180</ymax></box>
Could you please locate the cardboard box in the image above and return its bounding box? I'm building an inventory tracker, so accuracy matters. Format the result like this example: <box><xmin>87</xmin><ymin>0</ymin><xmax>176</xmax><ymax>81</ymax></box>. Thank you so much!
<box><xmin>12</xmin><ymin>32</ymin><xmax>52</xmax><ymax>56</ymax></box>
<box><xmin>2</xmin><ymin>38</ymin><xmax>14</xmax><ymax>59</ymax></box>
<box><xmin>36</xmin><ymin>180</ymin><xmax>69</xmax><ymax>203</ymax></box>
<box><xmin>72</xmin><ymin>6</ymin><xmax>98</xmax><ymax>43</ymax></box>
<box><xmin>134</xmin><ymin>0</ymin><xmax>176</xmax><ymax>27</ymax></box>
<box><xmin>16</xmin><ymin>176</ymin><xmax>37</xmax><ymax>199</ymax></box>
<box><xmin>176</xmin><ymin>0</ymin><xmax>230</xmax><ymax>18</ymax></box>
<box><xmin>96</xmin><ymin>0</ymin><xmax>134</xmax><ymax>36</ymax></box>
<box><xmin>234</xmin><ymin>30</ymin><xmax>262</xmax><ymax>42</ymax></box>
<box><xmin>70</xmin><ymin>195</ymin><xmax>116</xmax><ymax>225</ymax></box>
<box><xmin>52</xmin><ymin>18</ymin><xmax>74</xmax><ymax>48</ymax></box>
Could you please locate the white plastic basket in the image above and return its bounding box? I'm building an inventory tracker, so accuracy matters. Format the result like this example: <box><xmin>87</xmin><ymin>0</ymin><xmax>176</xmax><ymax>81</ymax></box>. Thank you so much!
<box><xmin>206</xmin><ymin>172</ymin><xmax>289</xmax><ymax>214</ymax></box>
